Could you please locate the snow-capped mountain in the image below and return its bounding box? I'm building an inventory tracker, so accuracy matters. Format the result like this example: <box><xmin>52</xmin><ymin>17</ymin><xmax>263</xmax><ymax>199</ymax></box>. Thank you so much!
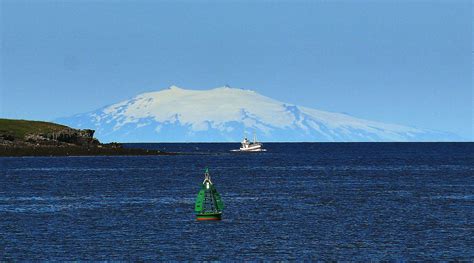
<box><xmin>55</xmin><ymin>85</ymin><xmax>460</xmax><ymax>142</ymax></box>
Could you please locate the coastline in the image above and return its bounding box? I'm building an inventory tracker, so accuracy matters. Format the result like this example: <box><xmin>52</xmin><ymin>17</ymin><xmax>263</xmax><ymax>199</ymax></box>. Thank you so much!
<box><xmin>0</xmin><ymin>119</ymin><xmax>179</xmax><ymax>157</ymax></box>
<box><xmin>0</xmin><ymin>145</ymin><xmax>177</xmax><ymax>157</ymax></box>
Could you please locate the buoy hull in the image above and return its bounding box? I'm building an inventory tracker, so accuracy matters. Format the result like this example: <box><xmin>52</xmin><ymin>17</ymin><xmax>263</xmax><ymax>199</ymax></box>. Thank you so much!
<box><xmin>196</xmin><ymin>213</ymin><xmax>222</xmax><ymax>221</ymax></box>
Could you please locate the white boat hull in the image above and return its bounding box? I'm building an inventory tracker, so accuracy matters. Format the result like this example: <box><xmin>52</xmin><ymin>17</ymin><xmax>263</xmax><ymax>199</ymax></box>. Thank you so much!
<box><xmin>238</xmin><ymin>148</ymin><xmax>267</xmax><ymax>152</ymax></box>
<box><xmin>239</xmin><ymin>145</ymin><xmax>265</xmax><ymax>152</ymax></box>
<box><xmin>231</xmin><ymin>148</ymin><xmax>267</xmax><ymax>152</ymax></box>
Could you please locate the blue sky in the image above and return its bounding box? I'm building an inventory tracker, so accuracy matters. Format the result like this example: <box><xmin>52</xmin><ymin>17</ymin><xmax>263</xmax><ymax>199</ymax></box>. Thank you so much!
<box><xmin>1</xmin><ymin>0</ymin><xmax>472</xmax><ymax>139</ymax></box>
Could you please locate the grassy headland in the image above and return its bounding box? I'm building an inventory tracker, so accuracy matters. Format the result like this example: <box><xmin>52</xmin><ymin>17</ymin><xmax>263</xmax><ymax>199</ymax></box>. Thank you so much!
<box><xmin>0</xmin><ymin>119</ymin><xmax>69</xmax><ymax>140</ymax></box>
<box><xmin>0</xmin><ymin>118</ymin><xmax>172</xmax><ymax>157</ymax></box>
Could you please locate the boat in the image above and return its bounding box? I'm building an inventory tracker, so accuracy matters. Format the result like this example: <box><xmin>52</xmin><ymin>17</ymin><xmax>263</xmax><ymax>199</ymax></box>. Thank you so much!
<box><xmin>231</xmin><ymin>133</ymin><xmax>267</xmax><ymax>152</ymax></box>
<box><xmin>195</xmin><ymin>168</ymin><xmax>224</xmax><ymax>221</ymax></box>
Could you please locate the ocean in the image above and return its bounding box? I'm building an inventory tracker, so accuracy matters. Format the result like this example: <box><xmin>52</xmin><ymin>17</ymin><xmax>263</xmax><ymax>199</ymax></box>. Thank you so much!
<box><xmin>0</xmin><ymin>143</ymin><xmax>473</xmax><ymax>260</ymax></box>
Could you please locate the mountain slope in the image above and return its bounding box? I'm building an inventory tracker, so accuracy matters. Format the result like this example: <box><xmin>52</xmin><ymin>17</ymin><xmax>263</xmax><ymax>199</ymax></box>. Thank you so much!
<box><xmin>55</xmin><ymin>85</ymin><xmax>460</xmax><ymax>142</ymax></box>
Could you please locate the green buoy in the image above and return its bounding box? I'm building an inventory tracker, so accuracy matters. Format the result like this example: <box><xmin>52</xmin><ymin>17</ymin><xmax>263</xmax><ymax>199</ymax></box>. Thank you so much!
<box><xmin>195</xmin><ymin>168</ymin><xmax>224</xmax><ymax>221</ymax></box>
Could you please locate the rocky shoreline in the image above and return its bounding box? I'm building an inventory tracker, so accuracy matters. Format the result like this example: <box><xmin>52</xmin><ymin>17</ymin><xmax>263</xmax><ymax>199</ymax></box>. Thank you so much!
<box><xmin>0</xmin><ymin>119</ymin><xmax>174</xmax><ymax>157</ymax></box>
<box><xmin>0</xmin><ymin>145</ymin><xmax>174</xmax><ymax>157</ymax></box>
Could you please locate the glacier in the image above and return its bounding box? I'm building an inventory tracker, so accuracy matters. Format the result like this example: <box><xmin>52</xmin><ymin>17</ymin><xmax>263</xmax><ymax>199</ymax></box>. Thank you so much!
<box><xmin>55</xmin><ymin>85</ymin><xmax>461</xmax><ymax>142</ymax></box>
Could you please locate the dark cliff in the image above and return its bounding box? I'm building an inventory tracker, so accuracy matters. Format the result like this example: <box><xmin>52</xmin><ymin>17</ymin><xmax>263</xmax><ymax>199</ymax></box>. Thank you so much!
<box><xmin>0</xmin><ymin>119</ymin><xmax>100</xmax><ymax>147</ymax></box>
<box><xmin>0</xmin><ymin>118</ymin><xmax>171</xmax><ymax>156</ymax></box>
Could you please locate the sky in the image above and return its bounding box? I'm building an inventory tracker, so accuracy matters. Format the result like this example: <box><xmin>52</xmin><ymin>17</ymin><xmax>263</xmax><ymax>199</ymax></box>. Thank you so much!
<box><xmin>0</xmin><ymin>0</ymin><xmax>472</xmax><ymax>140</ymax></box>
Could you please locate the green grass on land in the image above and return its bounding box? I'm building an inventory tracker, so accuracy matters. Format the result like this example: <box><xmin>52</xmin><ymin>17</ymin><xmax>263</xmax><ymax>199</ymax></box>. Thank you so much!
<box><xmin>0</xmin><ymin>118</ymin><xmax>69</xmax><ymax>140</ymax></box>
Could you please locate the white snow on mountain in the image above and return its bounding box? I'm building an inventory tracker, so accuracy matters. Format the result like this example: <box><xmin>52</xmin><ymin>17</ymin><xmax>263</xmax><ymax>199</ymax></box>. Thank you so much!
<box><xmin>56</xmin><ymin>85</ymin><xmax>460</xmax><ymax>142</ymax></box>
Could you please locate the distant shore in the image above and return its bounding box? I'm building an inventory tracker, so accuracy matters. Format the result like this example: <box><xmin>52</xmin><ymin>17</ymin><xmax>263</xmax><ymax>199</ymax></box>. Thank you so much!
<box><xmin>0</xmin><ymin>119</ymin><xmax>178</xmax><ymax>157</ymax></box>
<box><xmin>0</xmin><ymin>145</ymin><xmax>176</xmax><ymax>157</ymax></box>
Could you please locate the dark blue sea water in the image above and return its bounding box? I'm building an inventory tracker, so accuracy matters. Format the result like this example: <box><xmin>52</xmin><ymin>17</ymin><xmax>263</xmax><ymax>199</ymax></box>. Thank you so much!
<box><xmin>0</xmin><ymin>143</ymin><xmax>473</xmax><ymax>260</ymax></box>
